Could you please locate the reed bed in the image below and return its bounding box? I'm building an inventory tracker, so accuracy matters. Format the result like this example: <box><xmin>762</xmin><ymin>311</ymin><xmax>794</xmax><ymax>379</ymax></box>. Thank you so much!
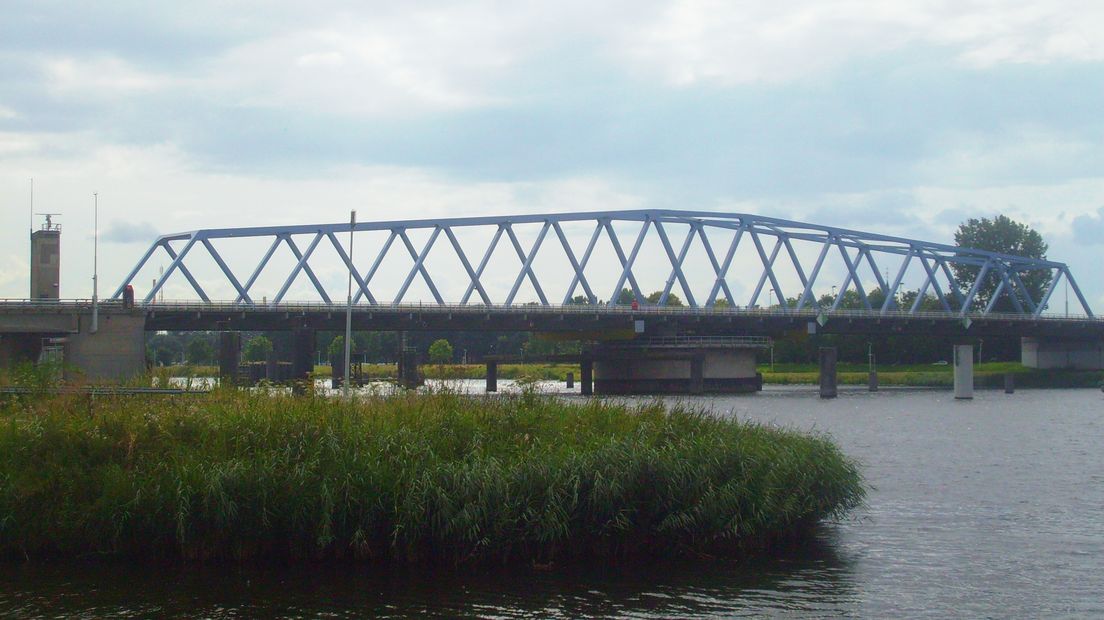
<box><xmin>0</xmin><ymin>389</ymin><xmax>863</xmax><ymax>565</ymax></box>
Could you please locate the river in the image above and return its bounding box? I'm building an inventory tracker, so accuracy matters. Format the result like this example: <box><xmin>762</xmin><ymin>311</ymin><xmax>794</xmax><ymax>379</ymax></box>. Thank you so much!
<box><xmin>2</xmin><ymin>387</ymin><xmax>1101</xmax><ymax>618</ymax></box>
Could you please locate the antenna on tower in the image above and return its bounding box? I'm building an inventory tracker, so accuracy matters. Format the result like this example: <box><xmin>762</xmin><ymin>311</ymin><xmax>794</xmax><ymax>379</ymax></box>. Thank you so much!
<box><xmin>35</xmin><ymin>213</ymin><xmax>63</xmax><ymax>231</ymax></box>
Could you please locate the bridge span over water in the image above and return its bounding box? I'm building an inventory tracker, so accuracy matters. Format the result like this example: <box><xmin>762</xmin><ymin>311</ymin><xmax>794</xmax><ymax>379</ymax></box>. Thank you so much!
<box><xmin>3</xmin><ymin>210</ymin><xmax>1102</xmax><ymax>388</ymax></box>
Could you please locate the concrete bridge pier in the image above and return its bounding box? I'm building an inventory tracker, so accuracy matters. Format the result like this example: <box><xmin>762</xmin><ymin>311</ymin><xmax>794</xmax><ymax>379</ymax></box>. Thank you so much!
<box><xmin>291</xmin><ymin>329</ymin><xmax>314</xmax><ymax>394</ymax></box>
<box><xmin>954</xmin><ymin>344</ymin><xmax>974</xmax><ymax>400</ymax></box>
<box><xmin>819</xmin><ymin>347</ymin><xmax>838</xmax><ymax>399</ymax></box>
<box><xmin>580</xmin><ymin>359</ymin><xmax>593</xmax><ymax>396</ymax></box>
<box><xmin>486</xmin><ymin>361</ymin><xmax>497</xmax><ymax>392</ymax></box>
<box><xmin>219</xmin><ymin>332</ymin><xmax>241</xmax><ymax>387</ymax></box>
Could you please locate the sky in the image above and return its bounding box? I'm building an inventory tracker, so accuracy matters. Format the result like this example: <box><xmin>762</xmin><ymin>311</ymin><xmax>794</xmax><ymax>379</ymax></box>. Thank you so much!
<box><xmin>1</xmin><ymin>1</ymin><xmax>1102</xmax><ymax>311</ymax></box>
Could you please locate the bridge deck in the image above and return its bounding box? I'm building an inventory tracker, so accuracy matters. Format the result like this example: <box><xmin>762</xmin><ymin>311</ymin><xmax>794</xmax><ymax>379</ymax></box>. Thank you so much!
<box><xmin>2</xmin><ymin>300</ymin><xmax>1102</xmax><ymax>338</ymax></box>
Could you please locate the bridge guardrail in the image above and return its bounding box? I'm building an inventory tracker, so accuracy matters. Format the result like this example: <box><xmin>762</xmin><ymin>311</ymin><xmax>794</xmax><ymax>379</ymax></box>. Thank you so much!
<box><xmin>3</xmin><ymin>298</ymin><xmax>1100</xmax><ymax>324</ymax></box>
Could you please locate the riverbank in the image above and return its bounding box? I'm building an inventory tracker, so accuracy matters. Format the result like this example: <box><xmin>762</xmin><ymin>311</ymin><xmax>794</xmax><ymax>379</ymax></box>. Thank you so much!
<box><xmin>0</xmin><ymin>389</ymin><xmax>863</xmax><ymax>565</ymax></box>
<box><xmin>166</xmin><ymin>362</ymin><xmax>1103</xmax><ymax>389</ymax></box>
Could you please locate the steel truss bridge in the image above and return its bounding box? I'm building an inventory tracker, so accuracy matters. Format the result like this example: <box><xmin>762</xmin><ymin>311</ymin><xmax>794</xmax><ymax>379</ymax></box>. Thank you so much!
<box><xmin>113</xmin><ymin>209</ymin><xmax>1094</xmax><ymax>320</ymax></box>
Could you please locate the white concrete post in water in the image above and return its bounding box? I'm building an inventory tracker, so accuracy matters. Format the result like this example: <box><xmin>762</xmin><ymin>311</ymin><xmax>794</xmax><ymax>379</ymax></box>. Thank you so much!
<box><xmin>954</xmin><ymin>344</ymin><xmax>974</xmax><ymax>400</ymax></box>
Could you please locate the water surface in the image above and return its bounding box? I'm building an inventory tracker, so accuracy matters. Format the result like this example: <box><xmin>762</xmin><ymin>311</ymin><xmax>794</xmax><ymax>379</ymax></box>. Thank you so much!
<box><xmin>2</xmin><ymin>387</ymin><xmax>1101</xmax><ymax>618</ymax></box>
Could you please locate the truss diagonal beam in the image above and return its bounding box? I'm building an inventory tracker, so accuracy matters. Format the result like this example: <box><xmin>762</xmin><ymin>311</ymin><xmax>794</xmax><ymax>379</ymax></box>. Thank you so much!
<box><xmin>556</xmin><ymin>222</ymin><xmax>600</xmax><ymax>305</ymax></box>
<box><xmin>274</xmin><ymin>232</ymin><xmax>330</xmax><ymax>305</ymax></box>
<box><xmin>394</xmin><ymin>228</ymin><xmax>444</xmax><ymax>305</ymax></box>
<box><xmin>654</xmin><ymin>221</ymin><xmax>696</xmax><ymax>307</ymax></box>
<box><xmin>326</xmin><ymin>232</ymin><xmax>376</xmax><ymax>305</ymax></box>
<box><xmin>504</xmin><ymin>223</ymin><xmax>550</xmax><ymax>306</ymax></box>
<box><xmin>353</xmin><ymin>231</ymin><xmax>398</xmax><ymax>305</ymax></box>
<box><xmin>443</xmin><ymin>227</ymin><xmax>491</xmax><ymax>306</ymax></box>
<box><xmin>461</xmin><ymin>226</ymin><xmax>504</xmax><ymax>305</ymax></box>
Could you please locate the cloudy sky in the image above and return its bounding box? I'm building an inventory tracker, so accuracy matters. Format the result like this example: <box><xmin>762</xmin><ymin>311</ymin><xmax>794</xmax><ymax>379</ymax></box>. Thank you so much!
<box><xmin>1</xmin><ymin>1</ymin><xmax>1102</xmax><ymax>309</ymax></box>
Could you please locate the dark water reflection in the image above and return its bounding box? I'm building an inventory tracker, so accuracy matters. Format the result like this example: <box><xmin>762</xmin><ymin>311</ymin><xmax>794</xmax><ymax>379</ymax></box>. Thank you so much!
<box><xmin>0</xmin><ymin>533</ymin><xmax>856</xmax><ymax>618</ymax></box>
<box><xmin>2</xmin><ymin>387</ymin><xmax>1102</xmax><ymax>618</ymax></box>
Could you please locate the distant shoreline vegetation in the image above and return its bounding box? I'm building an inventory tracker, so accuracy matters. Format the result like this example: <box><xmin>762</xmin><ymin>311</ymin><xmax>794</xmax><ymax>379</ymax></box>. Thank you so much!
<box><xmin>0</xmin><ymin>389</ymin><xmax>864</xmax><ymax>565</ymax></box>
<box><xmin>159</xmin><ymin>362</ymin><xmax>1104</xmax><ymax>389</ymax></box>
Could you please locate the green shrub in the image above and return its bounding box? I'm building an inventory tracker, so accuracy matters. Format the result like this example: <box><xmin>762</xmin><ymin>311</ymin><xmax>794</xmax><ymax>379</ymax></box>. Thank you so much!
<box><xmin>0</xmin><ymin>390</ymin><xmax>864</xmax><ymax>565</ymax></box>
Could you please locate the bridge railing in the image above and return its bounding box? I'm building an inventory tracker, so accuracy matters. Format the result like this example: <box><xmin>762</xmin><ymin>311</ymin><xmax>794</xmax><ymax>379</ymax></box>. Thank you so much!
<box><xmin>5</xmin><ymin>297</ymin><xmax>1102</xmax><ymax>325</ymax></box>
<box><xmin>130</xmin><ymin>299</ymin><xmax>1102</xmax><ymax>324</ymax></box>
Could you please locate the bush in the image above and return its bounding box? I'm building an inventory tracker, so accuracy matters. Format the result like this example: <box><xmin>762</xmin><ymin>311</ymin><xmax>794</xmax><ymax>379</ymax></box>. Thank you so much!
<box><xmin>428</xmin><ymin>339</ymin><xmax>453</xmax><ymax>365</ymax></box>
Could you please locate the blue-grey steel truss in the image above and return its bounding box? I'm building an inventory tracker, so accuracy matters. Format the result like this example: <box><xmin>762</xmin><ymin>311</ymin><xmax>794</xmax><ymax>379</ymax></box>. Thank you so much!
<box><xmin>112</xmin><ymin>210</ymin><xmax>1094</xmax><ymax>318</ymax></box>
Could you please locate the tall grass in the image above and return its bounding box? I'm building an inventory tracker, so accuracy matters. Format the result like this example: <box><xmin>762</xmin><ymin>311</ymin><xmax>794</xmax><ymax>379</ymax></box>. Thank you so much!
<box><xmin>0</xmin><ymin>389</ymin><xmax>863</xmax><ymax>565</ymax></box>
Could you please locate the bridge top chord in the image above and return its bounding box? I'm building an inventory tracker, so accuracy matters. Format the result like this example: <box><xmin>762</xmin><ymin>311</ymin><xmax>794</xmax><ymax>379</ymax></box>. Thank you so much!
<box><xmin>110</xmin><ymin>209</ymin><xmax>1093</xmax><ymax>319</ymax></box>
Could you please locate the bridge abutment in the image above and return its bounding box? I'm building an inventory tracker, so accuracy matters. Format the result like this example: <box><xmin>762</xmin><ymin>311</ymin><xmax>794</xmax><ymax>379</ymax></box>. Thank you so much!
<box><xmin>62</xmin><ymin>312</ymin><xmax>146</xmax><ymax>383</ymax></box>
<box><xmin>1021</xmin><ymin>336</ymin><xmax>1104</xmax><ymax>370</ymax></box>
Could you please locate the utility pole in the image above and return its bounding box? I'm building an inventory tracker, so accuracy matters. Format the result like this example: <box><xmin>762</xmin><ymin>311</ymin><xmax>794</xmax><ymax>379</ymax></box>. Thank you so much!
<box><xmin>91</xmin><ymin>192</ymin><xmax>99</xmax><ymax>334</ymax></box>
<box><xmin>343</xmin><ymin>210</ymin><xmax>356</xmax><ymax>398</ymax></box>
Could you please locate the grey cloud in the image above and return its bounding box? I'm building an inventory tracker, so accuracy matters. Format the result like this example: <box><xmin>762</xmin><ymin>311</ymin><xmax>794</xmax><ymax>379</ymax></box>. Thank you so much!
<box><xmin>1071</xmin><ymin>207</ymin><xmax>1104</xmax><ymax>245</ymax></box>
<box><xmin>102</xmin><ymin>220</ymin><xmax>158</xmax><ymax>244</ymax></box>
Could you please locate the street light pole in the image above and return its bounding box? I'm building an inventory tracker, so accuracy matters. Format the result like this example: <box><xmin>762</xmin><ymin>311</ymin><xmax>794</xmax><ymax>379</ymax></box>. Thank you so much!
<box><xmin>343</xmin><ymin>210</ymin><xmax>356</xmax><ymax>398</ymax></box>
<box><xmin>91</xmin><ymin>192</ymin><xmax>99</xmax><ymax>334</ymax></box>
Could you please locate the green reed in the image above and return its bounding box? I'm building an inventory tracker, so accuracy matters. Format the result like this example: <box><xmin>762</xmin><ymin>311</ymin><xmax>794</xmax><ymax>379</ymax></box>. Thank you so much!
<box><xmin>0</xmin><ymin>388</ymin><xmax>863</xmax><ymax>565</ymax></box>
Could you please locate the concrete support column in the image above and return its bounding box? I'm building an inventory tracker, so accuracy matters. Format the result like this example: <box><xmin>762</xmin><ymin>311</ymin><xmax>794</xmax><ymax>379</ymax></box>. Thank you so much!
<box><xmin>953</xmin><ymin>344</ymin><xmax>974</xmax><ymax>400</ymax></box>
<box><xmin>819</xmin><ymin>347</ymin><xmax>838</xmax><ymax>399</ymax></box>
<box><xmin>486</xmin><ymin>362</ymin><xmax>497</xmax><ymax>393</ymax></box>
<box><xmin>1004</xmin><ymin>373</ymin><xmax>1015</xmax><ymax>394</ymax></box>
<box><xmin>868</xmin><ymin>371</ymin><xmax>878</xmax><ymax>392</ymax></box>
<box><xmin>265</xmin><ymin>351</ymin><xmax>278</xmax><ymax>382</ymax></box>
<box><xmin>566</xmin><ymin>372</ymin><xmax>574</xmax><ymax>389</ymax></box>
<box><xmin>331</xmin><ymin>353</ymin><xmax>345</xmax><ymax>389</ymax></box>
<box><xmin>398</xmin><ymin>348</ymin><xmax>419</xmax><ymax>389</ymax></box>
<box><xmin>580</xmin><ymin>359</ymin><xmax>593</xmax><ymax>396</ymax></box>
<box><xmin>690</xmin><ymin>356</ymin><xmax>704</xmax><ymax>394</ymax></box>
<box><xmin>291</xmin><ymin>329</ymin><xmax>314</xmax><ymax>395</ymax></box>
<box><xmin>218</xmin><ymin>332</ymin><xmax>241</xmax><ymax>388</ymax></box>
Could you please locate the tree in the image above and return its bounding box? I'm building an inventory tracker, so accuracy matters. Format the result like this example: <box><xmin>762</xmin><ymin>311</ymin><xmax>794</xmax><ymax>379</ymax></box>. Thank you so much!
<box><xmin>645</xmin><ymin>290</ymin><xmax>684</xmax><ymax>307</ymax></box>
<box><xmin>428</xmin><ymin>339</ymin><xmax>453</xmax><ymax>365</ymax></box>
<box><xmin>952</xmin><ymin>215</ymin><xmax>1050</xmax><ymax>311</ymax></box>
<box><xmin>243</xmin><ymin>335</ymin><xmax>273</xmax><ymax>362</ymax></box>
<box><xmin>186</xmin><ymin>338</ymin><xmax>214</xmax><ymax>365</ymax></box>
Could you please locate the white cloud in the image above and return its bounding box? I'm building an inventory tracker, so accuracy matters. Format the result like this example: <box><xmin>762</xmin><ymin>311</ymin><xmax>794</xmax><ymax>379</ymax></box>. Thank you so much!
<box><xmin>611</xmin><ymin>0</ymin><xmax>1104</xmax><ymax>86</ymax></box>
<box><xmin>41</xmin><ymin>55</ymin><xmax>175</xmax><ymax>97</ymax></box>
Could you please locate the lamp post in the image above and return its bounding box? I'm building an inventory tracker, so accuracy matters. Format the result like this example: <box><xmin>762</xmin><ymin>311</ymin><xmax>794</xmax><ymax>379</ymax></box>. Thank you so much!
<box><xmin>91</xmin><ymin>192</ymin><xmax>99</xmax><ymax>334</ymax></box>
<box><xmin>343</xmin><ymin>210</ymin><xmax>356</xmax><ymax>398</ymax></box>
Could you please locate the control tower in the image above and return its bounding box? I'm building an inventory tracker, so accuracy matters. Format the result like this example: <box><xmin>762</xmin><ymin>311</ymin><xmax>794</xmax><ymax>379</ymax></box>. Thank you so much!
<box><xmin>30</xmin><ymin>214</ymin><xmax>61</xmax><ymax>299</ymax></box>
